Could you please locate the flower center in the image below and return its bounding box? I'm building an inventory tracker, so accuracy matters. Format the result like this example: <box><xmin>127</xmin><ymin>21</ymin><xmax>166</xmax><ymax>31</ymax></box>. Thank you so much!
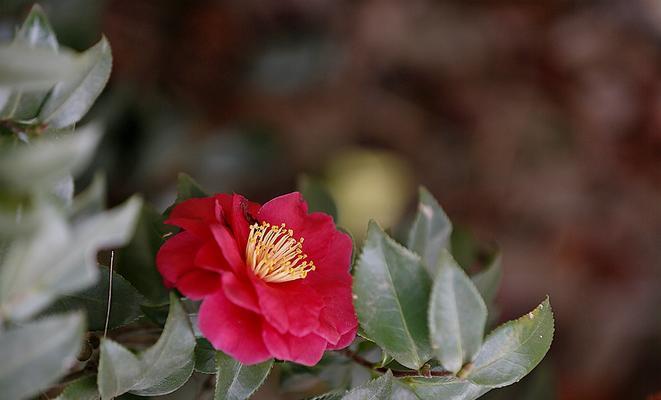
<box><xmin>246</xmin><ymin>222</ymin><xmax>315</xmax><ymax>283</ymax></box>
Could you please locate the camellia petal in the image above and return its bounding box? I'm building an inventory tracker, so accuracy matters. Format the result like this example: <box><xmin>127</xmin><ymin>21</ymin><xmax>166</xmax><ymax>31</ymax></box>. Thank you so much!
<box><xmin>221</xmin><ymin>272</ymin><xmax>260</xmax><ymax>313</ymax></box>
<box><xmin>156</xmin><ymin>231</ymin><xmax>202</xmax><ymax>287</ymax></box>
<box><xmin>262</xmin><ymin>324</ymin><xmax>327</xmax><ymax>367</ymax></box>
<box><xmin>199</xmin><ymin>292</ymin><xmax>272</xmax><ymax>365</ymax></box>
<box><xmin>166</xmin><ymin>197</ymin><xmax>221</xmax><ymax>238</ymax></box>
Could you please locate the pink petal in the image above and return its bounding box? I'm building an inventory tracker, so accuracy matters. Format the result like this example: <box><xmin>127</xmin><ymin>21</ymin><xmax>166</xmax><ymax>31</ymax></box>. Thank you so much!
<box><xmin>199</xmin><ymin>292</ymin><xmax>271</xmax><ymax>365</ymax></box>
<box><xmin>194</xmin><ymin>241</ymin><xmax>231</xmax><ymax>272</ymax></box>
<box><xmin>222</xmin><ymin>272</ymin><xmax>260</xmax><ymax>313</ymax></box>
<box><xmin>177</xmin><ymin>270</ymin><xmax>222</xmax><ymax>300</ymax></box>
<box><xmin>156</xmin><ymin>232</ymin><xmax>201</xmax><ymax>287</ymax></box>
<box><xmin>165</xmin><ymin>197</ymin><xmax>220</xmax><ymax>238</ymax></box>
<box><xmin>252</xmin><ymin>278</ymin><xmax>324</xmax><ymax>336</ymax></box>
<box><xmin>210</xmin><ymin>224</ymin><xmax>245</xmax><ymax>272</ymax></box>
<box><xmin>216</xmin><ymin>194</ymin><xmax>260</xmax><ymax>251</ymax></box>
<box><xmin>326</xmin><ymin>326</ymin><xmax>358</xmax><ymax>350</ymax></box>
<box><xmin>262</xmin><ymin>324</ymin><xmax>327</xmax><ymax>366</ymax></box>
<box><xmin>257</xmin><ymin>192</ymin><xmax>335</xmax><ymax>261</ymax></box>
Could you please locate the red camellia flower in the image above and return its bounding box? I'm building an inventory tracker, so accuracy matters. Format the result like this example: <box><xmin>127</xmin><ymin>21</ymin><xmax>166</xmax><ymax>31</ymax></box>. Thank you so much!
<box><xmin>156</xmin><ymin>192</ymin><xmax>358</xmax><ymax>366</ymax></box>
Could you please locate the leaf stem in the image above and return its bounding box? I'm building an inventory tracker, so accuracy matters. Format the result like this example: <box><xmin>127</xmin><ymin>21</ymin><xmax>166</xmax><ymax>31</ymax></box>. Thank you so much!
<box><xmin>339</xmin><ymin>349</ymin><xmax>452</xmax><ymax>378</ymax></box>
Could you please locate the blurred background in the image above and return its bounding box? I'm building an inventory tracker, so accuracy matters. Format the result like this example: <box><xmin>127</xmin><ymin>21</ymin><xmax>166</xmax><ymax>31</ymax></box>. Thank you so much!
<box><xmin>2</xmin><ymin>0</ymin><xmax>660</xmax><ymax>398</ymax></box>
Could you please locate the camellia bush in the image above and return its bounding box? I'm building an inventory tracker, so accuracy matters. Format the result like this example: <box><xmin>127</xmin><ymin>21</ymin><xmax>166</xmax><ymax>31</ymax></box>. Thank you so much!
<box><xmin>0</xmin><ymin>6</ymin><xmax>554</xmax><ymax>400</ymax></box>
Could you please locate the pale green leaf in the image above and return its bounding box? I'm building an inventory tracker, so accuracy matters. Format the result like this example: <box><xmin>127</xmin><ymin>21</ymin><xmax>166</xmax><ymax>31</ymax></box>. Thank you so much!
<box><xmin>0</xmin><ymin>196</ymin><xmax>142</xmax><ymax>320</ymax></box>
<box><xmin>38</xmin><ymin>37</ymin><xmax>112</xmax><ymax>128</ymax></box>
<box><xmin>353</xmin><ymin>221</ymin><xmax>433</xmax><ymax>370</ymax></box>
<box><xmin>406</xmin><ymin>376</ymin><xmax>490</xmax><ymax>400</ymax></box>
<box><xmin>407</xmin><ymin>186</ymin><xmax>452</xmax><ymax>276</ymax></box>
<box><xmin>194</xmin><ymin>338</ymin><xmax>217</xmax><ymax>374</ymax></box>
<box><xmin>0</xmin><ymin>312</ymin><xmax>84</xmax><ymax>400</ymax></box>
<box><xmin>429</xmin><ymin>250</ymin><xmax>487</xmax><ymax>373</ymax></box>
<box><xmin>466</xmin><ymin>297</ymin><xmax>554</xmax><ymax>388</ymax></box>
<box><xmin>342</xmin><ymin>370</ymin><xmax>392</xmax><ymax>400</ymax></box>
<box><xmin>98</xmin><ymin>339</ymin><xmax>143</xmax><ymax>400</ymax></box>
<box><xmin>0</xmin><ymin>45</ymin><xmax>80</xmax><ymax>91</ymax></box>
<box><xmin>0</xmin><ymin>126</ymin><xmax>101</xmax><ymax>192</ymax></box>
<box><xmin>214</xmin><ymin>352</ymin><xmax>273</xmax><ymax>400</ymax></box>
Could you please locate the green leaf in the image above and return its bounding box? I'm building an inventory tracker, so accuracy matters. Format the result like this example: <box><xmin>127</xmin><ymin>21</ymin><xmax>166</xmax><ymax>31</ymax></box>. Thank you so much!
<box><xmin>114</xmin><ymin>204</ymin><xmax>169</xmax><ymax>305</ymax></box>
<box><xmin>342</xmin><ymin>370</ymin><xmax>392</xmax><ymax>400</ymax></box>
<box><xmin>42</xmin><ymin>264</ymin><xmax>144</xmax><ymax>331</ymax></box>
<box><xmin>406</xmin><ymin>376</ymin><xmax>490</xmax><ymax>400</ymax></box>
<box><xmin>38</xmin><ymin>37</ymin><xmax>112</xmax><ymax>128</ymax></box>
<box><xmin>214</xmin><ymin>352</ymin><xmax>273</xmax><ymax>400</ymax></box>
<box><xmin>0</xmin><ymin>312</ymin><xmax>84</xmax><ymax>400</ymax></box>
<box><xmin>98</xmin><ymin>295</ymin><xmax>196</xmax><ymax>399</ymax></box>
<box><xmin>0</xmin><ymin>45</ymin><xmax>81</xmax><ymax>91</ymax></box>
<box><xmin>1</xmin><ymin>4</ymin><xmax>59</xmax><ymax>120</ymax></box>
<box><xmin>194</xmin><ymin>338</ymin><xmax>217</xmax><ymax>374</ymax></box>
<box><xmin>70</xmin><ymin>172</ymin><xmax>106</xmax><ymax>219</ymax></box>
<box><xmin>353</xmin><ymin>221</ymin><xmax>433</xmax><ymax>370</ymax></box>
<box><xmin>98</xmin><ymin>339</ymin><xmax>144</xmax><ymax>400</ymax></box>
<box><xmin>0</xmin><ymin>126</ymin><xmax>101</xmax><ymax>193</ymax></box>
<box><xmin>176</xmin><ymin>173</ymin><xmax>208</xmax><ymax>203</ymax></box>
<box><xmin>407</xmin><ymin>187</ymin><xmax>452</xmax><ymax>276</ymax></box>
<box><xmin>298</xmin><ymin>175</ymin><xmax>338</xmax><ymax>221</ymax></box>
<box><xmin>466</xmin><ymin>297</ymin><xmax>554</xmax><ymax>388</ymax></box>
<box><xmin>428</xmin><ymin>250</ymin><xmax>487</xmax><ymax>373</ymax></box>
<box><xmin>55</xmin><ymin>376</ymin><xmax>100</xmax><ymax>400</ymax></box>
<box><xmin>0</xmin><ymin>196</ymin><xmax>141</xmax><ymax>320</ymax></box>
<box><xmin>471</xmin><ymin>252</ymin><xmax>502</xmax><ymax>307</ymax></box>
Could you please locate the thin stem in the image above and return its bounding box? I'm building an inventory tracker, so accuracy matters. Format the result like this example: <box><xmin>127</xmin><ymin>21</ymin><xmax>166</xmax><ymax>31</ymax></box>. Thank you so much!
<box><xmin>340</xmin><ymin>349</ymin><xmax>452</xmax><ymax>378</ymax></box>
<box><xmin>103</xmin><ymin>251</ymin><xmax>114</xmax><ymax>338</ymax></box>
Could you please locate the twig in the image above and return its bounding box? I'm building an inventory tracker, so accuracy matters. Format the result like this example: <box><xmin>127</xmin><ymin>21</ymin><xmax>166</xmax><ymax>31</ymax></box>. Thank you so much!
<box><xmin>103</xmin><ymin>251</ymin><xmax>114</xmax><ymax>338</ymax></box>
<box><xmin>340</xmin><ymin>349</ymin><xmax>452</xmax><ymax>378</ymax></box>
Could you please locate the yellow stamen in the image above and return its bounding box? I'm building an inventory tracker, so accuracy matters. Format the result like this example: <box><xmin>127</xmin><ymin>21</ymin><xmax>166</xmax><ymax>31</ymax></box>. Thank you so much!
<box><xmin>246</xmin><ymin>222</ymin><xmax>315</xmax><ymax>283</ymax></box>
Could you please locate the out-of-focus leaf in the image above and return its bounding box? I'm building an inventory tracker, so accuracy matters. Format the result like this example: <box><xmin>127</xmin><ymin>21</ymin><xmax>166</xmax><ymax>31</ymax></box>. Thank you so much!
<box><xmin>38</xmin><ymin>37</ymin><xmax>112</xmax><ymax>128</ymax></box>
<box><xmin>0</xmin><ymin>312</ymin><xmax>84</xmax><ymax>400</ymax></box>
<box><xmin>0</xmin><ymin>126</ymin><xmax>100</xmax><ymax>193</ymax></box>
<box><xmin>342</xmin><ymin>370</ymin><xmax>392</xmax><ymax>400</ymax></box>
<box><xmin>353</xmin><ymin>221</ymin><xmax>432</xmax><ymax>370</ymax></box>
<box><xmin>298</xmin><ymin>175</ymin><xmax>338</xmax><ymax>221</ymax></box>
<box><xmin>466</xmin><ymin>298</ymin><xmax>554</xmax><ymax>388</ymax></box>
<box><xmin>176</xmin><ymin>173</ymin><xmax>208</xmax><ymax>203</ymax></box>
<box><xmin>407</xmin><ymin>186</ymin><xmax>452</xmax><ymax>276</ymax></box>
<box><xmin>194</xmin><ymin>338</ymin><xmax>217</xmax><ymax>374</ymax></box>
<box><xmin>429</xmin><ymin>250</ymin><xmax>487</xmax><ymax>373</ymax></box>
<box><xmin>42</xmin><ymin>265</ymin><xmax>144</xmax><ymax>331</ymax></box>
<box><xmin>1</xmin><ymin>4</ymin><xmax>58</xmax><ymax>120</ymax></box>
<box><xmin>0</xmin><ymin>196</ymin><xmax>141</xmax><ymax>320</ymax></box>
<box><xmin>70</xmin><ymin>172</ymin><xmax>106</xmax><ymax>220</ymax></box>
<box><xmin>406</xmin><ymin>376</ymin><xmax>490</xmax><ymax>400</ymax></box>
<box><xmin>98</xmin><ymin>295</ymin><xmax>196</xmax><ymax>399</ymax></box>
<box><xmin>214</xmin><ymin>352</ymin><xmax>273</xmax><ymax>400</ymax></box>
<box><xmin>0</xmin><ymin>45</ymin><xmax>80</xmax><ymax>91</ymax></box>
<box><xmin>55</xmin><ymin>376</ymin><xmax>100</xmax><ymax>400</ymax></box>
<box><xmin>115</xmin><ymin>204</ymin><xmax>169</xmax><ymax>306</ymax></box>
<box><xmin>471</xmin><ymin>252</ymin><xmax>502</xmax><ymax>307</ymax></box>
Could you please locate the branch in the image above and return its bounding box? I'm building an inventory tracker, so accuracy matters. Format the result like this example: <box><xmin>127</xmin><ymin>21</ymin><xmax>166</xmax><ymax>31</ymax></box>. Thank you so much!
<box><xmin>339</xmin><ymin>349</ymin><xmax>452</xmax><ymax>378</ymax></box>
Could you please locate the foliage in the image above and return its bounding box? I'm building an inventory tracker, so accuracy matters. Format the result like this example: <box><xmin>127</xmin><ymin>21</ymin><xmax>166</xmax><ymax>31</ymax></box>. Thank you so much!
<box><xmin>0</xmin><ymin>6</ymin><xmax>553</xmax><ymax>400</ymax></box>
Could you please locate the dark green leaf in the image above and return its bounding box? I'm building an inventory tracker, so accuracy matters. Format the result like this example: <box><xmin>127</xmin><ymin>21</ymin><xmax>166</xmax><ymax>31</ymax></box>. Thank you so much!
<box><xmin>115</xmin><ymin>204</ymin><xmax>169</xmax><ymax>306</ymax></box>
<box><xmin>176</xmin><ymin>173</ymin><xmax>208</xmax><ymax>203</ymax></box>
<box><xmin>98</xmin><ymin>295</ymin><xmax>196</xmax><ymax>398</ymax></box>
<box><xmin>214</xmin><ymin>352</ymin><xmax>273</xmax><ymax>400</ymax></box>
<box><xmin>466</xmin><ymin>298</ymin><xmax>554</xmax><ymax>388</ymax></box>
<box><xmin>429</xmin><ymin>250</ymin><xmax>487</xmax><ymax>373</ymax></box>
<box><xmin>342</xmin><ymin>370</ymin><xmax>392</xmax><ymax>400</ymax></box>
<box><xmin>194</xmin><ymin>338</ymin><xmax>217</xmax><ymax>374</ymax></box>
<box><xmin>298</xmin><ymin>175</ymin><xmax>338</xmax><ymax>221</ymax></box>
<box><xmin>42</xmin><ymin>264</ymin><xmax>144</xmax><ymax>331</ymax></box>
<box><xmin>0</xmin><ymin>312</ymin><xmax>84</xmax><ymax>400</ymax></box>
<box><xmin>353</xmin><ymin>221</ymin><xmax>433</xmax><ymax>370</ymax></box>
<box><xmin>38</xmin><ymin>37</ymin><xmax>112</xmax><ymax>128</ymax></box>
<box><xmin>407</xmin><ymin>187</ymin><xmax>452</xmax><ymax>276</ymax></box>
<box><xmin>406</xmin><ymin>376</ymin><xmax>490</xmax><ymax>400</ymax></box>
<box><xmin>471</xmin><ymin>252</ymin><xmax>502</xmax><ymax>307</ymax></box>
<box><xmin>55</xmin><ymin>376</ymin><xmax>100</xmax><ymax>400</ymax></box>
